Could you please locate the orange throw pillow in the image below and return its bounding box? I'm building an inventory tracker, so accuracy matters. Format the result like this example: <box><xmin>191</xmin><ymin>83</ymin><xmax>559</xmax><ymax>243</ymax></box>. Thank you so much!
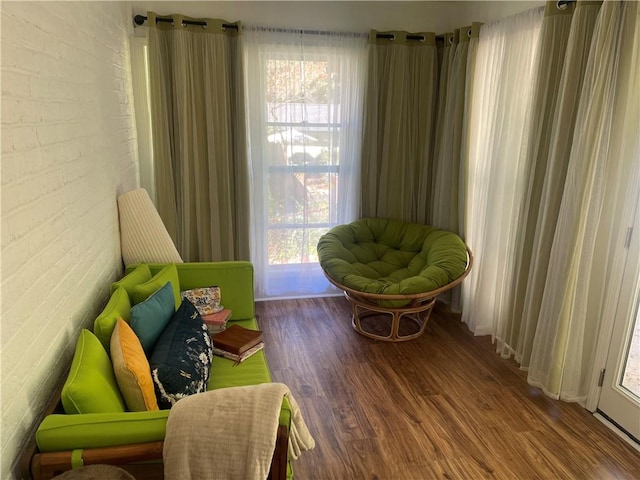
<box><xmin>110</xmin><ymin>319</ymin><xmax>159</xmax><ymax>411</ymax></box>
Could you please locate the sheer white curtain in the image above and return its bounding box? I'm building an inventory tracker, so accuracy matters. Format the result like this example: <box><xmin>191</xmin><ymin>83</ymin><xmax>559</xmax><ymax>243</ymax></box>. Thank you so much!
<box><xmin>243</xmin><ymin>27</ymin><xmax>367</xmax><ymax>299</ymax></box>
<box><xmin>462</xmin><ymin>7</ymin><xmax>544</xmax><ymax>336</ymax></box>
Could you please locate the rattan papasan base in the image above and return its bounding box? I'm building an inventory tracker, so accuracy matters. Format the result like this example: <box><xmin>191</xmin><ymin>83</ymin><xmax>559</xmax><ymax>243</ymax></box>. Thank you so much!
<box><xmin>317</xmin><ymin>218</ymin><xmax>473</xmax><ymax>342</ymax></box>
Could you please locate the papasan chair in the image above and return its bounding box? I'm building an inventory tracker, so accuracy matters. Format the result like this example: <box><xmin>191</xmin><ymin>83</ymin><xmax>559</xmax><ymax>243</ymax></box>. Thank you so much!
<box><xmin>317</xmin><ymin>218</ymin><xmax>473</xmax><ymax>342</ymax></box>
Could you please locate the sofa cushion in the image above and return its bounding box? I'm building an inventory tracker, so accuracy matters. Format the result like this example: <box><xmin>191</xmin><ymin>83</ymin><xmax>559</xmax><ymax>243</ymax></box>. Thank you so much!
<box><xmin>62</xmin><ymin>329</ymin><xmax>127</xmax><ymax>414</ymax></box>
<box><xmin>149</xmin><ymin>299</ymin><xmax>213</xmax><ymax>409</ymax></box>
<box><xmin>110</xmin><ymin>264</ymin><xmax>152</xmax><ymax>298</ymax></box>
<box><xmin>93</xmin><ymin>287</ymin><xmax>132</xmax><ymax>353</ymax></box>
<box><xmin>111</xmin><ymin>319</ymin><xmax>159</xmax><ymax>412</ymax></box>
<box><xmin>132</xmin><ymin>264</ymin><xmax>181</xmax><ymax>309</ymax></box>
<box><xmin>130</xmin><ymin>282</ymin><xmax>175</xmax><ymax>355</ymax></box>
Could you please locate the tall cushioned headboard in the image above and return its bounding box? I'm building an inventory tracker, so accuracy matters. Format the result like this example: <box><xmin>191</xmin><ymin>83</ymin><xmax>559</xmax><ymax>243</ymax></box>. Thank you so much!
<box><xmin>117</xmin><ymin>188</ymin><xmax>183</xmax><ymax>266</ymax></box>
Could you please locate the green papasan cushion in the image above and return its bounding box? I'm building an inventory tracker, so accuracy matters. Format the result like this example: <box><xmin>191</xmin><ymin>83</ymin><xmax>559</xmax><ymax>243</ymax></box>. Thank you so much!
<box><xmin>317</xmin><ymin>218</ymin><xmax>468</xmax><ymax>307</ymax></box>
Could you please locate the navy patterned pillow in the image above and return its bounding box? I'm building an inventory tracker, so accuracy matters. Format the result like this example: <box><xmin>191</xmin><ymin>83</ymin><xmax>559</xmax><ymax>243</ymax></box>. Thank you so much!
<box><xmin>149</xmin><ymin>299</ymin><xmax>213</xmax><ymax>409</ymax></box>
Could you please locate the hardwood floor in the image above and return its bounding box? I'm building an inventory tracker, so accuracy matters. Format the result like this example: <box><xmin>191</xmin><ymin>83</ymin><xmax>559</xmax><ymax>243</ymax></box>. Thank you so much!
<box><xmin>256</xmin><ymin>296</ymin><xmax>640</xmax><ymax>480</ymax></box>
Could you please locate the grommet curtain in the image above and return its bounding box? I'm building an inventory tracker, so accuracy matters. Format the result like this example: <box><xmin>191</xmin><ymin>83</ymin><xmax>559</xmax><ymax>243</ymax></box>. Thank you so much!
<box><xmin>147</xmin><ymin>12</ymin><xmax>250</xmax><ymax>261</ymax></box>
<box><xmin>463</xmin><ymin>0</ymin><xmax>639</xmax><ymax>405</ymax></box>
<box><xmin>432</xmin><ymin>22</ymin><xmax>482</xmax><ymax>236</ymax></box>
<box><xmin>506</xmin><ymin>0</ymin><xmax>581</xmax><ymax>366</ymax></box>
<box><xmin>360</xmin><ymin>30</ymin><xmax>439</xmax><ymax>223</ymax></box>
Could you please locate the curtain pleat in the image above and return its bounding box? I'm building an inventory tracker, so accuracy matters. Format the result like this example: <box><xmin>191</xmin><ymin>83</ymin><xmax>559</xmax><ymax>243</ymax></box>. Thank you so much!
<box><xmin>360</xmin><ymin>31</ymin><xmax>438</xmax><ymax>223</ymax></box>
<box><xmin>147</xmin><ymin>13</ymin><xmax>250</xmax><ymax>262</ymax></box>
<box><xmin>431</xmin><ymin>26</ymin><xmax>478</xmax><ymax>235</ymax></box>
<box><xmin>430</xmin><ymin>32</ymin><xmax>458</xmax><ymax>226</ymax></box>
<box><xmin>459</xmin><ymin>24</ymin><xmax>481</xmax><ymax>237</ymax></box>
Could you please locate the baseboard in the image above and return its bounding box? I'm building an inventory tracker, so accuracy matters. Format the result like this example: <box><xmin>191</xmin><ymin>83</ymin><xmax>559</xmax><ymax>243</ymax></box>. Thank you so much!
<box><xmin>594</xmin><ymin>411</ymin><xmax>640</xmax><ymax>453</ymax></box>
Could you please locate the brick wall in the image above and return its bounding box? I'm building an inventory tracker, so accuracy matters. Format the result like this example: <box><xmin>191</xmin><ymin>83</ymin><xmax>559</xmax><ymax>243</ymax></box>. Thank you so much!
<box><xmin>0</xmin><ymin>2</ymin><xmax>138</xmax><ymax>476</ymax></box>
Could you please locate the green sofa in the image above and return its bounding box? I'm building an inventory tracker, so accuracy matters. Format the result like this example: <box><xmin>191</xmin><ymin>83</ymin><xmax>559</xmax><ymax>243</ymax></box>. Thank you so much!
<box><xmin>24</xmin><ymin>262</ymin><xmax>291</xmax><ymax>480</ymax></box>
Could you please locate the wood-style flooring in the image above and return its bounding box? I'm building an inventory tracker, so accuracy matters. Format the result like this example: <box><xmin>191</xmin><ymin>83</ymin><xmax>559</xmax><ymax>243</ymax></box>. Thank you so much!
<box><xmin>256</xmin><ymin>296</ymin><xmax>640</xmax><ymax>480</ymax></box>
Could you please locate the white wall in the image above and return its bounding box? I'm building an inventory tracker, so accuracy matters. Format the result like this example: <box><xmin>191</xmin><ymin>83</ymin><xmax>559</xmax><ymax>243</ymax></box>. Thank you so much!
<box><xmin>0</xmin><ymin>2</ymin><xmax>138</xmax><ymax>477</ymax></box>
<box><xmin>131</xmin><ymin>1</ymin><xmax>544</xmax><ymax>33</ymax></box>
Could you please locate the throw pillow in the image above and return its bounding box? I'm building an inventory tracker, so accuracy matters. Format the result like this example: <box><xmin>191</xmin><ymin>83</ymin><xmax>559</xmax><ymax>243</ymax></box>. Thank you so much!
<box><xmin>61</xmin><ymin>329</ymin><xmax>127</xmax><ymax>414</ymax></box>
<box><xmin>132</xmin><ymin>264</ymin><xmax>181</xmax><ymax>310</ymax></box>
<box><xmin>149</xmin><ymin>299</ymin><xmax>213</xmax><ymax>409</ymax></box>
<box><xmin>130</xmin><ymin>282</ymin><xmax>175</xmax><ymax>355</ymax></box>
<box><xmin>110</xmin><ymin>319</ymin><xmax>159</xmax><ymax>412</ymax></box>
<box><xmin>181</xmin><ymin>286</ymin><xmax>223</xmax><ymax>316</ymax></box>
<box><xmin>93</xmin><ymin>287</ymin><xmax>132</xmax><ymax>353</ymax></box>
<box><xmin>110</xmin><ymin>264</ymin><xmax>152</xmax><ymax>297</ymax></box>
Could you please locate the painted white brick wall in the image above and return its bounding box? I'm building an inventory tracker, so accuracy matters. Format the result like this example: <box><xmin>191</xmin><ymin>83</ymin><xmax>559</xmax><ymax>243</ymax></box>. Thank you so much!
<box><xmin>1</xmin><ymin>2</ymin><xmax>139</xmax><ymax>477</ymax></box>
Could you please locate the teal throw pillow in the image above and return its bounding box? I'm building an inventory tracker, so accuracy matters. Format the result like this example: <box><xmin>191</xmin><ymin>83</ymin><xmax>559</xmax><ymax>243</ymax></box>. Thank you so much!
<box><xmin>130</xmin><ymin>282</ymin><xmax>175</xmax><ymax>355</ymax></box>
<box><xmin>149</xmin><ymin>299</ymin><xmax>213</xmax><ymax>409</ymax></box>
<box><xmin>61</xmin><ymin>329</ymin><xmax>127</xmax><ymax>414</ymax></box>
<box><xmin>132</xmin><ymin>264</ymin><xmax>181</xmax><ymax>309</ymax></box>
<box><xmin>93</xmin><ymin>287</ymin><xmax>132</xmax><ymax>353</ymax></box>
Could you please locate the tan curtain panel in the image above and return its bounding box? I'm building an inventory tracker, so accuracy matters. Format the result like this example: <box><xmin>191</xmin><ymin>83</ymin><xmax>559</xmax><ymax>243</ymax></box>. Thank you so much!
<box><xmin>431</xmin><ymin>23</ymin><xmax>481</xmax><ymax>235</ymax></box>
<box><xmin>147</xmin><ymin>12</ymin><xmax>250</xmax><ymax>261</ymax></box>
<box><xmin>431</xmin><ymin>31</ymin><xmax>458</xmax><ymax>226</ymax></box>
<box><xmin>504</xmin><ymin>1</ymin><xmax>602</xmax><ymax>366</ymax></box>
<box><xmin>459</xmin><ymin>23</ymin><xmax>481</xmax><ymax>237</ymax></box>
<box><xmin>360</xmin><ymin>31</ymin><xmax>438</xmax><ymax>223</ymax></box>
<box><xmin>529</xmin><ymin>0</ymin><xmax>639</xmax><ymax>399</ymax></box>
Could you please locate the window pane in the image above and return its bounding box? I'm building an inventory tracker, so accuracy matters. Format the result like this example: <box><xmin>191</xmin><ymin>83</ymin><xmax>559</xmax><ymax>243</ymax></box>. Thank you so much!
<box><xmin>267</xmin><ymin>227</ymin><xmax>329</xmax><ymax>265</ymax></box>
<box><xmin>266</xmin><ymin>59</ymin><xmax>330</xmax><ymax>112</ymax></box>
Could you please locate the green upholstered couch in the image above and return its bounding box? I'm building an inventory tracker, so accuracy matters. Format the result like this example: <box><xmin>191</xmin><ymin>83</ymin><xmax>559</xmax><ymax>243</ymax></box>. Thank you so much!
<box><xmin>23</xmin><ymin>262</ymin><xmax>291</xmax><ymax>480</ymax></box>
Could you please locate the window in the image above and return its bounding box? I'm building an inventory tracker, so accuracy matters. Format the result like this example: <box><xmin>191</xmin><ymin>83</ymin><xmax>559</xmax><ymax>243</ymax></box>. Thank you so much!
<box><xmin>244</xmin><ymin>28</ymin><xmax>367</xmax><ymax>299</ymax></box>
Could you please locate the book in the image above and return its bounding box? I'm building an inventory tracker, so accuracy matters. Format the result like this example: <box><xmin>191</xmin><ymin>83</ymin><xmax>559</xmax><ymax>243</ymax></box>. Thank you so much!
<box><xmin>213</xmin><ymin>341</ymin><xmax>265</xmax><ymax>365</ymax></box>
<box><xmin>212</xmin><ymin>324</ymin><xmax>263</xmax><ymax>356</ymax></box>
<box><xmin>202</xmin><ymin>309</ymin><xmax>232</xmax><ymax>334</ymax></box>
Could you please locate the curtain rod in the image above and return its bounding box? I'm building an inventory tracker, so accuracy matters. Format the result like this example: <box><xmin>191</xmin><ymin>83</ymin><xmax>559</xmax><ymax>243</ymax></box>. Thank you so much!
<box><xmin>376</xmin><ymin>33</ymin><xmax>426</xmax><ymax>41</ymax></box>
<box><xmin>133</xmin><ymin>14</ymin><xmax>239</xmax><ymax>30</ymax></box>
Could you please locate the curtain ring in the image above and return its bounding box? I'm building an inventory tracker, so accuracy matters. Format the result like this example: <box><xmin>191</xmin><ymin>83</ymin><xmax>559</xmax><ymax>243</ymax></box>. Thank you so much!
<box><xmin>448</xmin><ymin>35</ymin><xmax>454</xmax><ymax>45</ymax></box>
<box><xmin>202</xmin><ymin>23</ymin><xmax>207</xmax><ymax>30</ymax></box>
<box><xmin>221</xmin><ymin>26</ymin><xmax>227</xmax><ymax>32</ymax></box>
<box><xmin>467</xmin><ymin>28</ymin><xmax>472</xmax><ymax>38</ymax></box>
<box><xmin>556</xmin><ymin>1</ymin><xmax>569</xmax><ymax>10</ymax></box>
<box><xmin>181</xmin><ymin>20</ymin><xmax>187</xmax><ymax>28</ymax></box>
<box><xmin>389</xmin><ymin>34</ymin><xmax>395</xmax><ymax>41</ymax></box>
<box><xmin>170</xmin><ymin>21</ymin><xmax>175</xmax><ymax>27</ymax></box>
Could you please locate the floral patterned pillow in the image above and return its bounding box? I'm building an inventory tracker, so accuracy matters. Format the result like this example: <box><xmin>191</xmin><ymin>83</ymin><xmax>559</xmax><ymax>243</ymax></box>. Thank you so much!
<box><xmin>180</xmin><ymin>286</ymin><xmax>223</xmax><ymax>316</ymax></box>
<box><xmin>148</xmin><ymin>299</ymin><xmax>213</xmax><ymax>409</ymax></box>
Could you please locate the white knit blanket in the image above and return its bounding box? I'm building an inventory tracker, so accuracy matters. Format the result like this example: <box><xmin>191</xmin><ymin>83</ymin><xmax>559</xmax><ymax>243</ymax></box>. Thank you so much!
<box><xmin>163</xmin><ymin>383</ymin><xmax>315</xmax><ymax>480</ymax></box>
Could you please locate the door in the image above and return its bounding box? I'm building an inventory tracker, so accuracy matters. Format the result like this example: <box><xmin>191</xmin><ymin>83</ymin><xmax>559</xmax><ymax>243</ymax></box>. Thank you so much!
<box><xmin>597</xmin><ymin>202</ymin><xmax>640</xmax><ymax>442</ymax></box>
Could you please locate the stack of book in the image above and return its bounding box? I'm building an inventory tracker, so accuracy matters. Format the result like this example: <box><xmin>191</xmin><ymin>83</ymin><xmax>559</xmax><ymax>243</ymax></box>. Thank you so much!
<box><xmin>202</xmin><ymin>309</ymin><xmax>232</xmax><ymax>334</ymax></box>
<box><xmin>212</xmin><ymin>324</ymin><xmax>264</xmax><ymax>365</ymax></box>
